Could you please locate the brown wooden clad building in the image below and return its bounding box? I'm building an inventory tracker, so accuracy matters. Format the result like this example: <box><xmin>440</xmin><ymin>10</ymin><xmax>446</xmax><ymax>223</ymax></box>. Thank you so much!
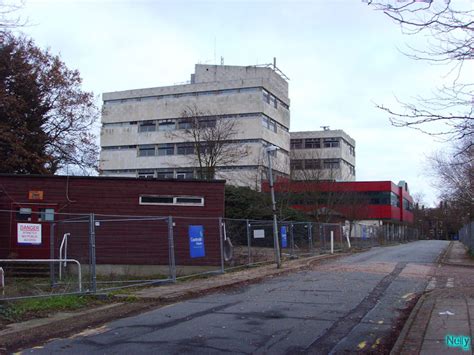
<box><xmin>0</xmin><ymin>175</ymin><xmax>225</xmax><ymax>271</ymax></box>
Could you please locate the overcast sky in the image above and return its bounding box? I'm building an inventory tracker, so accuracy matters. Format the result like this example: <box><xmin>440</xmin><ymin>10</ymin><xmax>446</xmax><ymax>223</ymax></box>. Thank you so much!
<box><xmin>13</xmin><ymin>0</ymin><xmax>469</xmax><ymax>206</ymax></box>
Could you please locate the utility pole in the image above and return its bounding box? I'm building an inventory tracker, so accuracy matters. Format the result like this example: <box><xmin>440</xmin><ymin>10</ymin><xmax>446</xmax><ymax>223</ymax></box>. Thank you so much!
<box><xmin>266</xmin><ymin>145</ymin><xmax>281</xmax><ymax>268</ymax></box>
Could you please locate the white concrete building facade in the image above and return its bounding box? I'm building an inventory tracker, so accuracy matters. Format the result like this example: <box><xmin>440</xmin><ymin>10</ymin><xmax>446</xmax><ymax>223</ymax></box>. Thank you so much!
<box><xmin>100</xmin><ymin>64</ymin><xmax>291</xmax><ymax>188</ymax></box>
<box><xmin>290</xmin><ymin>130</ymin><xmax>356</xmax><ymax>181</ymax></box>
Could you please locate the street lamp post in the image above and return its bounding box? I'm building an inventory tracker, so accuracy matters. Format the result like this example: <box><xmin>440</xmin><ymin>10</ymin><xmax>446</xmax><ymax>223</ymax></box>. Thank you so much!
<box><xmin>265</xmin><ymin>145</ymin><xmax>281</xmax><ymax>268</ymax></box>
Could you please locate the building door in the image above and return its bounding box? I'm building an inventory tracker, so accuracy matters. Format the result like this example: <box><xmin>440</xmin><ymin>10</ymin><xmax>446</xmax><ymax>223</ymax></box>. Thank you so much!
<box><xmin>10</xmin><ymin>204</ymin><xmax>56</xmax><ymax>259</ymax></box>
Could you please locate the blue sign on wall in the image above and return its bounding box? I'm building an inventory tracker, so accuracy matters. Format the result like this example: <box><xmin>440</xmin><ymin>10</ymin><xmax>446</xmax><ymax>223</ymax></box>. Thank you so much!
<box><xmin>189</xmin><ymin>225</ymin><xmax>205</xmax><ymax>258</ymax></box>
<box><xmin>281</xmin><ymin>226</ymin><xmax>288</xmax><ymax>248</ymax></box>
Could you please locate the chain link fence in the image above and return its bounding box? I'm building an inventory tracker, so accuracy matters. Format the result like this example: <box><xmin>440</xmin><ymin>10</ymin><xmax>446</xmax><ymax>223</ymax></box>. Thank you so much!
<box><xmin>459</xmin><ymin>222</ymin><xmax>474</xmax><ymax>251</ymax></box>
<box><xmin>0</xmin><ymin>209</ymin><xmax>419</xmax><ymax>300</ymax></box>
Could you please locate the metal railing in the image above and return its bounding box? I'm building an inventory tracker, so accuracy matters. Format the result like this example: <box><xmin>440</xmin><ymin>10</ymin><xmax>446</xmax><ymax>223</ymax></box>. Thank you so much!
<box><xmin>59</xmin><ymin>233</ymin><xmax>70</xmax><ymax>280</ymax></box>
<box><xmin>0</xmin><ymin>258</ymin><xmax>82</xmax><ymax>295</ymax></box>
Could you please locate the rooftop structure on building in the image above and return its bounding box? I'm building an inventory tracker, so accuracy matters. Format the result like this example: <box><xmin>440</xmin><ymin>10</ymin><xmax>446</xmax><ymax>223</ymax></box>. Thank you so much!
<box><xmin>100</xmin><ymin>63</ymin><xmax>291</xmax><ymax>188</ymax></box>
<box><xmin>290</xmin><ymin>129</ymin><xmax>356</xmax><ymax>182</ymax></box>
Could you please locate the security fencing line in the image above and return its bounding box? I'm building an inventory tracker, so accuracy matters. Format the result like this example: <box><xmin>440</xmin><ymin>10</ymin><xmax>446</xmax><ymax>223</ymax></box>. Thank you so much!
<box><xmin>459</xmin><ymin>222</ymin><xmax>474</xmax><ymax>251</ymax></box>
<box><xmin>0</xmin><ymin>208</ymin><xmax>419</xmax><ymax>300</ymax></box>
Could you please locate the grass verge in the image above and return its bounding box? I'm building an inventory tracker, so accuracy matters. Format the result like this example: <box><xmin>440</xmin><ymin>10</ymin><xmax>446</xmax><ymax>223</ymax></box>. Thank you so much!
<box><xmin>0</xmin><ymin>295</ymin><xmax>106</xmax><ymax>325</ymax></box>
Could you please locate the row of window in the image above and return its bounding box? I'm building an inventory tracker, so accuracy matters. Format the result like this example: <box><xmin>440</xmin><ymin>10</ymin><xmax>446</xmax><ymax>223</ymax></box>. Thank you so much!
<box><xmin>138</xmin><ymin>118</ymin><xmax>216</xmax><ymax>133</ymax></box>
<box><xmin>262</xmin><ymin>89</ymin><xmax>289</xmax><ymax>110</ymax></box>
<box><xmin>104</xmin><ymin>87</ymin><xmax>290</xmax><ymax>111</ymax></box>
<box><xmin>291</xmin><ymin>138</ymin><xmax>341</xmax><ymax>149</ymax></box>
<box><xmin>280</xmin><ymin>191</ymin><xmax>400</xmax><ymax>207</ymax></box>
<box><xmin>102</xmin><ymin>139</ymin><xmax>289</xmax><ymax>156</ymax></box>
<box><xmin>103</xmin><ymin>113</ymin><xmax>289</xmax><ymax>134</ymax></box>
<box><xmin>290</xmin><ymin>137</ymin><xmax>355</xmax><ymax>156</ymax></box>
<box><xmin>16</xmin><ymin>208</ymin><xmax>55</xmax><ymax>222</ymax></box>
<box><xmin>290</xmin><ymin>159</ymin><xmax>342</xmax><ymax>170</ymax></box>
<box><xmin>103</xmin><ymin>165</ymin><xmax>288</xmax><ymax>180</ymax></box>
<box><xmin>139</xmin><ymin>169</ymin><xmax>193</xmax><ymax>179</ymax></box>
<box><xmin>341</xmin><ymin>159</ymin><xmax>356</xmax><ymax>176</ymax></box>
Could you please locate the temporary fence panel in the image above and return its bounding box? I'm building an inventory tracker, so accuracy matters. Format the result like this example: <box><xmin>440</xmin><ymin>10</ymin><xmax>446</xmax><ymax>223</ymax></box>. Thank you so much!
<box><xmin>223</xmin><ymin>219</ymin><xmax>253</xmax><ymax>269</ymax></box>
<box><xmin>289</xmin><ymin>222</ymin><xmax>313</xmax><ymax>257</ymax></box>
<box><xmin>172</xmin><ymin>217</ymin><xmax>223</xmax><ymax>279</ymax></box>
<box><xmin>91</xmin><ymin>214</ymin><xmax>172</xmax><ymax>291</ymax></box>
<box><xmin>459</xmin><ymin>222</ymin><xmax>474</xmax><ymax>252</ymax></box>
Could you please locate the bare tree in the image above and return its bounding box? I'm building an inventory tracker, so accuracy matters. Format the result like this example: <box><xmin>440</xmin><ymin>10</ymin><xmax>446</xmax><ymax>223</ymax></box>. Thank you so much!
<box><xmin>286</xmin><ymin>150</ymin><xmax>353</xmax><ymax>223</ymax></box>
<box><xmin>428</xmin><ymin>138</ymin><xmax>473</xmax><ymax>218</ymax></box>
<box><xmin>368</xmin><ymin>1</ymin><xmax>473</xmax><ymax>147</ymax></box>
<box><xmin>177</xmin><ymin>105</ymin><xmax>248</xmax><ymax>180</ymax></box>
<box><xmin>1</xmin><ymin>1</ymin><xmax>26</xmax><ymax>31</ymax></box>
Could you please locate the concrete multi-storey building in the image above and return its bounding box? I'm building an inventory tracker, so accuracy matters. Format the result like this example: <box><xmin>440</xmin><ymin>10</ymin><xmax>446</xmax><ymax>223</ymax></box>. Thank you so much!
<box><xmin>289</xmin><ymin>129</ymin><xmax>356</xmax><ymax>181</ymax></box>
<box><xmin>100</xmin><ymin>64</ymin><xmax>291</xmax><ymax>188</ymax></box>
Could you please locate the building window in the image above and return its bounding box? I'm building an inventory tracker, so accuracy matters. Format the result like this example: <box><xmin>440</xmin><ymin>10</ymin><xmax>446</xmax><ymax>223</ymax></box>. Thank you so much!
<box><xmin>176</xmin><ymin>170</ymin><xmax>194</xmax><ymax>179</ymax></box>
<box><xmin>270</xmin><ymin>96</ymin><xmax>278</xmax><ymax>108</ymax></box>
<box><xmin>391</xmin><ymin>192</ymin><xmax>400</xmax><ymax>207</ymax></box>
<box><xmin>159</xmin><ymin>120</ymin><xmax>176</xmax><ymax>131</ymax></box>
<box><xmin>178</xmin><ymin>119</ymin><xmax>193</xmax><ymax>130</ymax></box>
<box><xmin>138</xmin><ymin>170</ymin><xmax>155</xmax><ymax>178</ymax></box>
<box><xmin>349</xmin><ymin>145</ymin><xmax>355</xmax><ymax>156</ymax></box>
<box><xmin>349</xmin><ymin>165</ymin><xmax>355</xmax><ymax>175</ymax></box>
<box><xmin>323</xmin><ymin>159</ymin><xmax>340</xmax><ymax>169</ymax></box>
<box><xmin>305</xmin><ymin>159</ymin><xmax>321</xmax><ymax>169</ymax></box>
<box><xmin>138</xmin><ymin>120</ymin><xmax>156</xmax><ymax>132</ymax></box>
<box><xmin>262</xmin><ymin>89</ymin><xmax>271</xmax><ymax>104</ymax></box>
<box><xmin>157</xmin><ymin>143</ymin><xmax>175</xmax><ymax>156</ymax></box>
<box><xmin>304</xmin><ymin>138</ymin><xmax>320</xmax><ymax>149</ymax></box>
<box><xmin>138</xmin><ymin>145</ymin><xmax>156</xmax><ymax>157</ymax></box>
<box><xmin>290</xmin><ymin>160</ymin><xmax>304</xmax><ymax>170</ymax></box>
<box><xmin>198</xmin><ymin>118</ymin><xmax>216</xmax><ymax>128</ymax></box>
<box><xmin>290</xmin><ymin>139</ymin><xmax>303</xmax><ymax>149</ymax></box>
<box><xmin>39</xmin><ymin>208</ymin><xmax>55</xmax><ymax>222</ymax></box>
<box><xmin>323</xmin><ymin>138</ymin><xmax>340</xmax><ymax>148</ymax></box>
<box><xmin>16</xmin><ymin>208</ymin><xmax>32</xmax><ymax>221</ymax></box>
<box><xmin>139</xmin><ymin>195</ymin><xmax>204</xmax><ymax>206</ymax></box>
<box><xmin>156</xmin><ymin>170</ymin><xmax>174</xmax><ymax>179</ymax></box>
<box><xmin>261</xmin><ymin>116</ymin><xmax>277</xmax><ymax>133</ymax></box>
<box><xmin>175</xmin><ymin>196</ymin><xmax>202</xmax><ymax>204</ymax></box>
<box><xmin>177</xmin><ymin>143</ymin><xmax>195</xmax><ymax>155</ymax></box>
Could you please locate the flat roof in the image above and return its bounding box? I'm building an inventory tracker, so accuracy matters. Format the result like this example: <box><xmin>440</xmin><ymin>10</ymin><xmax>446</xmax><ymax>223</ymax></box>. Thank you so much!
<box><xmin>0</xmin><ymin>174</ymin><xmax>226</xmax><ymax>184</ymax></box>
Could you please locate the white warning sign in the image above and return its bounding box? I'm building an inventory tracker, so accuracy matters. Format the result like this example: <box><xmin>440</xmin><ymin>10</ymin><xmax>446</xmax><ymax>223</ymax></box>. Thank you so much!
<box><xmin>17</xmin><ymin>223</ymin><xmax>42</xmax><ymax>245</ymax></box>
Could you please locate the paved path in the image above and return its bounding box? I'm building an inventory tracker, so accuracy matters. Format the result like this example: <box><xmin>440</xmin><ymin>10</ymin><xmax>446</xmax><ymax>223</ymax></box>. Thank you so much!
<box><xmin>396</xmin><ymin>241</ymin><xmax>474</xmax><ymax>354</ymax></box>
<box><xmin>22</xmin><ymin>241</ymin><xmax>448</xmax><ymax>354</ymax></box>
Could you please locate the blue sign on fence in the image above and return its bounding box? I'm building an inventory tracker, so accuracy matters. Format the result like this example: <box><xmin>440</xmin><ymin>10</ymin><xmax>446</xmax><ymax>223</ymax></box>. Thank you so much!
<box><xmin>281</xmin><ymin>226</ymin><xmax>288</xmax><ymax>248</ymax></box>
<box><xmin>189</xmin><ymin>225</ymin><xmax>205</xmax><ymax>258</ymax></box>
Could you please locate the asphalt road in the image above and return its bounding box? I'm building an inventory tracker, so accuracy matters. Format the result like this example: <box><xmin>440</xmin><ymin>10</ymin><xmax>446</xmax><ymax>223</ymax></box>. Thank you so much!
<box><xmin>23</xmin><ymin>240</ymin><xmax>448</xmax><ymax>354</ymax></box>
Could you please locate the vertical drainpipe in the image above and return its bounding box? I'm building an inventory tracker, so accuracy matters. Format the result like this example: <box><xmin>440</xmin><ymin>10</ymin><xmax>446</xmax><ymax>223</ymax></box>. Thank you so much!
<box><xmin>399</xmin><ymin>185</ymin><xmax>404</xmax><ymax>223</ymax></box>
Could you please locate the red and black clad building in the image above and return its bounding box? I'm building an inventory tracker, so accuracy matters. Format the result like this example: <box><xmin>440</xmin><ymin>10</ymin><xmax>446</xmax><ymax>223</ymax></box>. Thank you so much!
<box><xmin>263</xmin><ymin>179</ymin><xmax>414</xmax><ymax>224</ymax></box>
